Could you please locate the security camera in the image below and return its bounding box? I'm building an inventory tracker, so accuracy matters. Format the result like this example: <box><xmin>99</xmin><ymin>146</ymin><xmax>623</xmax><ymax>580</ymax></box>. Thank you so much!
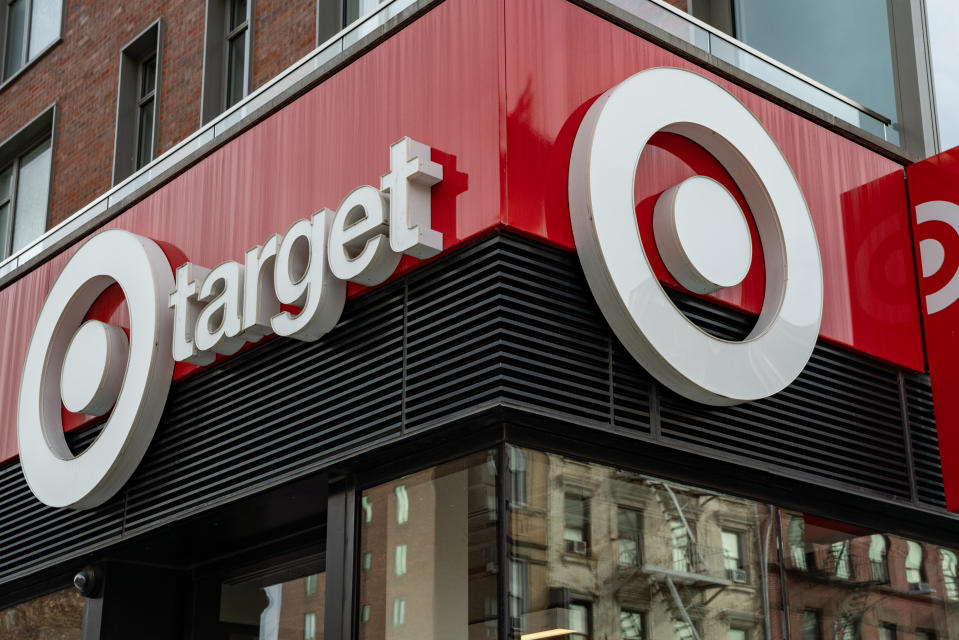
<box><xmin>73</xmin><ymin>565</ymin><xmax>102</xmax><ymax>598</ymax></box>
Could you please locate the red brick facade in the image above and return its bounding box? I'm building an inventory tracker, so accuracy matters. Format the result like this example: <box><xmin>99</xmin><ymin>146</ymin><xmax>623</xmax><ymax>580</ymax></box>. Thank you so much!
<box><xmin>0</xmin><ymin>0</ymin><xmax>317</xmax><ymax>229</ymax></box>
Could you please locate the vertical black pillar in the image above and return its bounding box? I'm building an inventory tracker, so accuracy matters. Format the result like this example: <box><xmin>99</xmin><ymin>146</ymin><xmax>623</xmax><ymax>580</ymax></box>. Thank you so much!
<box><xmin>325</xmin><ymin>476</ymin><xmax>357</xmax><ymax>640</ymax></box>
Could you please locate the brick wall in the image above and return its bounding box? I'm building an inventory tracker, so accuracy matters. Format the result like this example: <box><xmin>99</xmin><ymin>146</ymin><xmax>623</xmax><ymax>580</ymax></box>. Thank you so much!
<box><xmin>0</xmin><ymin>0</ymin><xmax>317</xmax><ymax>231</ymax></box>
<box><xmin>253</xmin><ymin>0</ymin><xmax>317</xmax><ymax>90</ymax></box>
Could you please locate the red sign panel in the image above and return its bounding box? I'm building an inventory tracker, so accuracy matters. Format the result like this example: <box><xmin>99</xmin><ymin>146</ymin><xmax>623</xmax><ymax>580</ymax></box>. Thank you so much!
<box><xmin>0</xmin><ymin>0</ymin><xmax>926</xmax><ymax>463</ymax></box>
<box><xmin>908</xmin><ymin>146</ymin><xmax>959</xmax><ymax>510</ymax></box>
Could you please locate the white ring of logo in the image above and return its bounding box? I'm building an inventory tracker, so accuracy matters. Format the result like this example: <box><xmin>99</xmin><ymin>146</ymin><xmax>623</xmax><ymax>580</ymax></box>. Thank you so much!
<box><xmin>18</xmin><ymin>230</ymin><xmax>175</xmax><ymax>508</ymax></box>
<box><xmin>569</xmin><ymin>68</ymin><xmax>823</xmax><ymax>405</ymax></box>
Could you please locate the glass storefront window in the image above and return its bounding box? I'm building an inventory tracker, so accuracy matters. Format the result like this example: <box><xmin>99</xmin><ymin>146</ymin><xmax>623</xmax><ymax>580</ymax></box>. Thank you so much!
<box><xmin>0</xmin><ymin>588</ymin><xmax>84</xmax><ymax>639</ymax></box>
<box><xmin>507</xmin><ymin>446</ymin><xmax>959</xmax><ymax>640</ymax></box>
<box><xmin>356</xmin><ymin>451</ymin><xmax>498</xmax><ymax>640</ymax></box>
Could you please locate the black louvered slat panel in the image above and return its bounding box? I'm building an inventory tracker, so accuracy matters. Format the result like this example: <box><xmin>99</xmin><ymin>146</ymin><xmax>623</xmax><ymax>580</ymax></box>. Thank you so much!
<box><xmin>405</xmin><ymin>237</ymin><xmax>510</xmax><ymax>429</ymax></box>
<box><xmin>497</xmin><ymin>239</ymin><xmax>612</xmax><ymax>424</ymax></box>
<box><xmin>905</xmin><ymin>373</ymin><xmax>945</xmax><ymax>508</ymax></box>
<box><xmin>659</xmin><ymin>292</ymin><xmax>911</xmax><ymax>499</ymax></box>
<box><xmin>0</xmin><ymin>429</ymin><xmax>123</xmax><ymax>583</ymax></box>
<box><xmin>611</xmin><ymin>341</ymin><xmax>652</xmax><ymax>434</ymax></box>
<box><xmin>122</xmin><ymin>286</ymin><xmax>405</xmax><ymax>532</ymax></box>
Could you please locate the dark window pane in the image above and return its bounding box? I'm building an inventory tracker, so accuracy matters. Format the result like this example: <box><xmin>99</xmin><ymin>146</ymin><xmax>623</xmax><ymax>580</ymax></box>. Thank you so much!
<box><xmin>140</xmin><ymin>55</ymin><xmax>156</xmax><ymax>97</ymax></box>
<box><xmin>0</xmin><ymin>202</ymin><xmax>10</xmax><ymax>259</ymax></box>
<box><xmin>230</xmin><ymin>0</ymin><xmax>247</xmax><ymax>30</ymax></box>
<box><xmin>226</xmin><ymin>31</ymin><xmax>246</xmax><ymax>107</ymax></box>
<box><xmin>0</xmin><ymin>165</ymin><xmax>11</xmax><ymax>203</ymax></box>
<box><xmin>803</xmin><ymin>610</ymin><xmax>821</xmax><ymax>640</ymax></box>
<box><xmin>136</xmin><ymin>98</ymin><xmax>154</xmax><ymax>169</ymax></box>
<box><xmin>4</xmin><ymin>0</ymin><xmax>27</xmax><ymax>80</ymax></box>
<box><xmin>620</xmin><ymin>610</ymin><xmax>645</xmax><ymax>640</ymax></box>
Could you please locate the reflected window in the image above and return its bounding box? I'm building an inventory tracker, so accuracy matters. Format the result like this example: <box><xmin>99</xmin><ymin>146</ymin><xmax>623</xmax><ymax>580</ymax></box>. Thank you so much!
<box><xmin>304</xmin><ymin>612</ymin><xmax>316</xmax><ymax>640</ymax></box>
<box><xmin>788</xmin><ymin>516</ymin><xmax>807</xmax><ymax>570</ymax></box>
<box><xmin>671</xmin><ymin>520</ymin><xmax>692</xmax><ymax>572</ymax></box>
<box><xmin>361</xmin><ymin>495</ymin><xmax>372</xmax><ymax>523</ymax></box>
<box><xmin>878</xmin><ymin>623</ymin><xmax>896</xmax><ymax>640</ymax></box>
<box><xmin>305</xmin><ymin>574</ymin><xmax>317</xmax><ymax>596</ymax></box>
<box><xmin>941</xmin><ymin>549</ymin><xmax>958</xmax><ymax>600</ymax></box>
<box><xmin>831</xmin><ymin>541</ymin><xmax>851</xmax><ymax>580</ymax></box>
<box><xmin>722</xmin><ymin>530</ymin><xmax>746</xmax><ymax>582</ymax></box>
<box><xmin>569</xmin><ymin>601</ymin><xmax>591</xmax><ymax>640</ymax></box>
<box><xmin>392</xmin><ymin>597</ymin><xmax>405</xmax><ymax>626</ymax></box>
<box><xmin>869</xmin><ymin>535</ymin><xmax>888</xmax><ymax>582</ymax></box>
<box><xmin>395</xmin><ymin>485</ymin><xmax>409</xmax><ymax>525</ymax></box>
<box><xmin>675</xmin><ymin>620</ymin><xmax>698</xmax><ymax>640</ymax></box>
<box><xmin>906</xmin><ymin>541</ymin><xmax>925</xmax><ymax>587</ymax></box>
<box><xmin>916</xmin><ymin>631</ymin><xmax>937</xmax><ymax>640</ymax></box>
<box><xmin>617</xmin><ymin>507</ymin><xmax>643</xmax><ymax>567</ymax></box>
<box><xmin>361</xmin><ymin>605</ymin><xmax>370</xmax><ymax>623</ymax></box>
<box><xmin>620</xmin><ymin>609</ymin><xmax>645</xmax><ymax>640</ymax></box>
<box><xmin>840</xmin><ymin>617</ymin><xmax>860</xmax><ymax>640</ymax></box>
<box><xmin>394</xmin><ymin>544</ymin><xmax>407</xmax><ymax>577</ymax></box>
<box><xmin>508</xmin><ymin>445</ymin><xmax>528</xmax><ymax>506</ymax></box>
<box><xmin>803</xmin><ymin>610</ymin><xmax>822</xmax><ymax>640</ymax></box>
<box><xmin>728</xmin><ymin>629</ymin><xmax>748</xmax><ymax>640</ymax></box>
<box><xmin>362</xmin><ymin>553</ymin><xmax>372</xmax><ymax>571</ymax></box>
<box><xmin>564</xmin><ymin>494</ymin><xmax>590</xmax><ymax>555</ymax></box>
<box><xmin>509</xmin><ymin>559</ymin><xmax>528</xmax><ymax>623</ymax></box>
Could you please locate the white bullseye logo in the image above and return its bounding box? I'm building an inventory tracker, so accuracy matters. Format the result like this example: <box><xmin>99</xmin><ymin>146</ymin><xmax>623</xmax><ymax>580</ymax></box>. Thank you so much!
<box><xmin>569</xmin><ymin>67</ymin><xmax>823</xmax><ymax>405</ymax></box>
<box><xmin>18</xmin><ymin>230</ymin><xmax>174</xmax><ymax>509</ymax></box>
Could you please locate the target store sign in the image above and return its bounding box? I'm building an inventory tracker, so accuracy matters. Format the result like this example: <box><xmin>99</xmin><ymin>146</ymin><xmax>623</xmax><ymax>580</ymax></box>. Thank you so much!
<box><xmin>17</xmin><ymin>68</ymin><xmax>828</xmax><ymax>509</ymax></box>
<box><xmin>19</xmin><ymin>138</ymin><xmax>444</xmax><ymax>509</ymax></box>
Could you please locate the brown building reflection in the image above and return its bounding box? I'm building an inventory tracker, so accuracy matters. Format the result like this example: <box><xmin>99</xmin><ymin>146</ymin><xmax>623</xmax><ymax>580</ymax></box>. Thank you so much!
<box><xmin>0</xmin><ymin>588</ymin><xmax>84</xmax><ymax>640</ymax></box>
<box><xmin>509</xmin><ymin>448</ymin><xmax>959</xmax><ymax>640</ymax></box>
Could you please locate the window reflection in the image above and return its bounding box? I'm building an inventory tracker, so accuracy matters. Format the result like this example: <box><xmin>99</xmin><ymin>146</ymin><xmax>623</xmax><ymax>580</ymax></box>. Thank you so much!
<box><xmin>508</xmin><ymin>448</ymin><xmax>959</xmax><ymax>640</ymax></box>
<box><xmin>356</xmin><ymin>451</ymin><xmax>498</xmax><ymax>640</ymax></box>
<box><xmin>219</xmin><ymin>572</ymin><xmax>325</xmax><ymax>640</ymax></box>
<box><xmin>0</xmin><ymin>588</ymin><xmax>84</xmax><ymax>639</ymax></box>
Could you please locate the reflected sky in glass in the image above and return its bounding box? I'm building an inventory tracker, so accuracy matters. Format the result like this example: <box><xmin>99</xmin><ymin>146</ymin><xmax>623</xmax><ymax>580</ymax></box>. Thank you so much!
<box><xmin>928</xmin><ymin>0</ymin><xmax>959</xmax><ymax>152</ymax></box>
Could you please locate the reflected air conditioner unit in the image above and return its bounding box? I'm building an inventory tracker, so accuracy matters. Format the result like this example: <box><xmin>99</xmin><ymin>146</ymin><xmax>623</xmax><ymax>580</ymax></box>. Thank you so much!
<box><xmin>726</xmin><ymin>568</ymin><xmax>748</xmax><ymax>583</ymax></box>
<box><xmin>565</xmin><ymin>539</ymin><xmax>588</xmax><ymax>555</ymax></box>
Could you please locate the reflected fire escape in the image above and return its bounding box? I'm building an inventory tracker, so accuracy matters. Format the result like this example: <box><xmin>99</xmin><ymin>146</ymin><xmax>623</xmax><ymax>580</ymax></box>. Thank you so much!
<box><xmin>613</xmin><ymin>479</ymin><xmax>732</xmax><ymax>640</ymax></box>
